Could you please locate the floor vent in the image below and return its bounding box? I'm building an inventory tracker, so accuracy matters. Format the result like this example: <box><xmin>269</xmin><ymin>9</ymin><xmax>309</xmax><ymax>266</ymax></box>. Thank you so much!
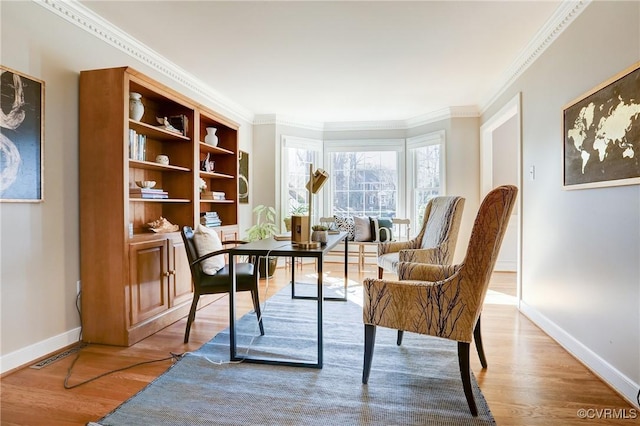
<box><xmin>30</xmin><ymin>344</ymin><xmax>84</xmax><ymax>370</ymax></box>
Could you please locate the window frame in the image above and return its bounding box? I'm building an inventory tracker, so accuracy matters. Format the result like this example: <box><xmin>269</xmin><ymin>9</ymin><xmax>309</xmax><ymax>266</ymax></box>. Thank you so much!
<box><xmin>279</xmin><ymin>135</ymin><xmax>324</xmax><ymax>224</ymax></box>
<box><xmin>406</xmin><ymin>130</ymin><xmax>446</xmax><ymax>227</ymax></box>
<box><xmin>323</xmin><ymin>139</ymin><xmax>405</xmax><ymax>219</ymax></box>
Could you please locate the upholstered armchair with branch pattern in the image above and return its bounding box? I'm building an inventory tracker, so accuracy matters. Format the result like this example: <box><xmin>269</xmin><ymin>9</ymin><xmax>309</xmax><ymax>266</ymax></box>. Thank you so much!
<box><xmin>362</xmin><ymin>185</ymin><xmax>518</xmax><ymax>416</ymax></box>
<box><xmin>377</xmin><ymin>196</ymin><xmax>465</xmax><ymax>279</ymax></box>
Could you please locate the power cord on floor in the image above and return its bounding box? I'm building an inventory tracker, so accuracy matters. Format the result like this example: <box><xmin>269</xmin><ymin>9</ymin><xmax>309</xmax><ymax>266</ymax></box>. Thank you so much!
<box><xmin>64</xmin><ymin>350</ymin><xmax>183</xmax><ymax>390</ymax></box>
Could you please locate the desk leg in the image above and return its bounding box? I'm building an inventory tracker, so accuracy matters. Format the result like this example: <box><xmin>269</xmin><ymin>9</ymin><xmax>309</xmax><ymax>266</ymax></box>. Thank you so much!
<box><xmin>291</xmin><ymin>256</ymin><xmax>296</xmax><ymax>298</ymax></box>
<box><xmin>344</xmin><ymin>238</ymin><xmax>348</xmax><ymax>295</ymax></box>
<box><xmin>229</xmin><ymin>254</ymin><xmax>237</xmax><ymax>361</ymax></box>
<box><xmin>317</xmin><ymin>255</ymin><xmax>323</xmax><ymax>368</ymax></box>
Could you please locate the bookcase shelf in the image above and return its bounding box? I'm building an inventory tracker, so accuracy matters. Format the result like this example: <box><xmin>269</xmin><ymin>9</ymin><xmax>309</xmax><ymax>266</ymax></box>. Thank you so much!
<box><xmin>130</xmin><ymin>119</ymin><xmax>191</xmax><ymax>141</ymax></box>
<box><xmin>129</xmin><ymin>159</ymin><xmax>191</xmax><ymax>172</ymax></box>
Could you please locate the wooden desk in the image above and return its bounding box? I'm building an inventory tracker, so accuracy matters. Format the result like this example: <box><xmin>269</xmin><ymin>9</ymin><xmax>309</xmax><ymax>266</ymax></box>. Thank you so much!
<box><xmin>228</xmin><ymin>232</ymin><xmax>348</xmax><ymax>368</ymax></box>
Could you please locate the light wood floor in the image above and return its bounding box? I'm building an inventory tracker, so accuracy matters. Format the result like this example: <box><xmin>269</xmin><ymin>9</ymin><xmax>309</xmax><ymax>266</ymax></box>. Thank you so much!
<box><xmin>1</xmin><ymin>263</ymin><xmax>635</xmax><ymax>425</ymax></box>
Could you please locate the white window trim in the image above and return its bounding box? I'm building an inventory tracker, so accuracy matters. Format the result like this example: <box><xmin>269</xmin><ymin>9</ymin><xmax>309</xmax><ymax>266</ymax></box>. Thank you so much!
<box><xmin>406</xmin><ymin>130</ymin><xmax>446</xmax><ymax>226</ymax></box>
<box><xmin>279</xmin><ymin>135</ymin><xmax>323</xmax><ymax>224</ymax></box>
<box><xmin>323</xmin><ymin>139</ymin><xmax>405</xmax><ymax>218</ymax></box>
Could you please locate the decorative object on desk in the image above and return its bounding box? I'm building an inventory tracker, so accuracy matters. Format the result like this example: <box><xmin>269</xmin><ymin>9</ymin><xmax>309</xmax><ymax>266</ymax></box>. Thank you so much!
<box><xmin>128</xmin><ymin>92</ymin><xmax>144</xmax><ymax>121</ymax></box>
<box><xmin>563</xmin><ymin>61</ymin><xmax>640</xmax><ymax>190</ymax></box>
<box><xmin>283</xmin><ymin>203</ymin><xmax>308</xmax><ymax>232</ymax></box>
<box><xmin>135</xmin><ymin>180</ymin><xmax>156</xmax><ymax>189</ymax></box>
<box><xmin>204</xmin><ymin>126</ymin><xmax>218</xmax><ymax>146</ymax></box>
<box><xmin>1</xmin><ymin>66</ymin><xmax>44</xmax><ymax>202</ymax></box>
<box><xmin>146</xmin><ymin>216</ymin><xmax>179</xmax><ymax>233</ymax></box>
<box><xmin>239</xmin><ymin>150</ymin><xmax>249</xmax><ymax>204</ymax></box>
<box><xmin>311</xmin><ymin>225</ymin><xmax>328</xmax><ymax>245</ymax></box>
<box><xmin>200</xmin><ymin>152</ymin><xmax>214</xmax><ymax>172</ymax></box>
<box><xmin>155</xmin><ymin>116</ymin><xmax>181</xmax><ymax>134</ymax></box>
<box><xmin>93</xmin><ymin>284</ymin><xmax>496</xmax><ymax>426</ymax></box>
<box><xmin>155</xmin><ymin>154</ymin><xmax>169</xmax><ymax>165</ymax></box>
<box><xmin>245</xmin><ymin>204</ymin><xmax>278</xmax><ymax>278</ymax></box>
<box><xmin>292</xmin><ymin>164</ymin><xmax>329</xmax><ymax>249</ymax></box>
<box><xmin>199</xmin><ymin>177</ymin><xmax>207</xmax><ymax>192</ymax></box>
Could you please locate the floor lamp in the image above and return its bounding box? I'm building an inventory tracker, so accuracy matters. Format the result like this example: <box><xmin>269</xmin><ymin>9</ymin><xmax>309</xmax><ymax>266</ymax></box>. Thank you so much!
<box><xmin>292</xmin><ymin>163</ymin><xmax>329</xmax><ymax>249</ymax></box>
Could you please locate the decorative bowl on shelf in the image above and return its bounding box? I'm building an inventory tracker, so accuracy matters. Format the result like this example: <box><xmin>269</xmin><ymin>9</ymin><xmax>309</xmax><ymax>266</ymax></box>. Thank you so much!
<box><xmin>135</xmin><ymin>180</ymin><xmax>156</xmax><ymax>189</ymax></box>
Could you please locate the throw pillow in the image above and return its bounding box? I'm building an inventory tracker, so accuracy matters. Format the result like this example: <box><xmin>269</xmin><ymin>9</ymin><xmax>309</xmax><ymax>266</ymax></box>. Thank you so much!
<box><xmin>192</xmin><ymin>224</ymin><xmax>225</xmax><ymax>274</ymax></box>
<box><xmin>370</xmin><ymin>217</ymin><xmax>394</xmax><ymax>242</ymax></box>
<box><xmin>353</xmin><ymin>216</ymin><xmax>373</xmax><ymax>242</ymax></box>
<box><xmin>334</xmin><ymin>215</ymin><xmax>355</xmax><ymax>241</ymax></box>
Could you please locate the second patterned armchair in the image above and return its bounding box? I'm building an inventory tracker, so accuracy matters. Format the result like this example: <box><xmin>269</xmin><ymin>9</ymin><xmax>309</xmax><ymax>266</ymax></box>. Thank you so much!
<box><xmin>362</xmin><ymin>185</ymin><xmax>518</xmax><ymax>416</ymax></box>
<box><xmin>377</xmin><ymin>196</ymin><xmax>465</xmax><ymax>278</ymax></box>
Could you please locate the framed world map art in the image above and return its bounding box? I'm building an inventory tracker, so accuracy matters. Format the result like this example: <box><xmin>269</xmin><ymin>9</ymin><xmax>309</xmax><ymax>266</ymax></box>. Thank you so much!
<box><xmin>562</xmin><ymin>62</ymin><xmax>640</xmax><ymax>190</ymax></box>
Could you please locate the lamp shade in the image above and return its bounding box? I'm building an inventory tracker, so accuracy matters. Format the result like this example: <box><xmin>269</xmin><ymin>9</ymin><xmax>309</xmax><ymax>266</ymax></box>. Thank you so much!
<box><xmin>306</xmin><ymin>168</ymin><xmax>329</xmax><ymax>194</ymax></box>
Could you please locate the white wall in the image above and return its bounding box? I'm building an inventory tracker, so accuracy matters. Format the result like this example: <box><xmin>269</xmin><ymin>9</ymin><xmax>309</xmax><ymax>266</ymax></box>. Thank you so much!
<box><xmin>482</xmin><ymin>1</ymin><xmax>640</xmax><ymax>406</ymax></box>
<box><xmin>0</xmin><ymin>1</ymin><xmax>253</xmax><ymax>372</ymax></box>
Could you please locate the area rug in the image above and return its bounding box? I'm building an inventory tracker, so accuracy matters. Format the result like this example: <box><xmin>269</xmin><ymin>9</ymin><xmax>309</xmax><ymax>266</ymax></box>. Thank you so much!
<box><xmin>93</xmin><ymin>283</ymin><xmax>495</xmax><ymax>425</ymax></box>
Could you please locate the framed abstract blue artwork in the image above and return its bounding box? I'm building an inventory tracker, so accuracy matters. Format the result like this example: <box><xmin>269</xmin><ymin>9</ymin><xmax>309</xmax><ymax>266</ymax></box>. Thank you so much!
<box><xmin>1</xmin><ymin>66</ymin><xmax>44</xmax><ymax>202</ymax></box>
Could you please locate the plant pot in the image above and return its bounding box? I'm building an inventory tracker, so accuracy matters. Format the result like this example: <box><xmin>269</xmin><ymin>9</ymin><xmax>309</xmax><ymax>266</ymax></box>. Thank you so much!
<box><xmin>258</xmin><ymin>256</ymin><xmax>277</xmax><ymax>278</ymax></box>
<box><xmin>311</xmin><ymin>230</ymin><xmax>328</xmax><ymax>245</ymax></box>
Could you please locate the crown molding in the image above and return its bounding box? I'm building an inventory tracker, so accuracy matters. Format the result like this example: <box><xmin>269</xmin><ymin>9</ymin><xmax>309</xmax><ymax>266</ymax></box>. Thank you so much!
<box><xmin>34</xmin><ymin>0</ymin><xmax>587</xmax><ymax>129</ymax></box>
<box><xmin>256</xmin><ymin>106</ymin><xmax>479</xmax><ymax>132</ymax></box>
<box><xmin>254</xmin><ymin>114</ymin><xmax>325</xmax><ymax>131</ymax></box>
<box><xmin>479</xmin><ymin>0</ymin><xmax>591</xmax><ymax>114</ymax></box>
<box><xmin>34</xmin><ymin>0</ymin><xmax>254</xmax><ymax>124</ymax></box>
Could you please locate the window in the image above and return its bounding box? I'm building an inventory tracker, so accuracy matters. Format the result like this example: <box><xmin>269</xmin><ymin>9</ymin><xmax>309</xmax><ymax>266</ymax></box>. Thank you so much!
<box><xmin>280</xmin><ymin>136</ymin><xmax>323</xmax><ymax>220</ymax></box>
<box><xmin>324</xmin><ymin>140</ymin><xmax>404</xmax><ymax>219</ymax></box>
<box><xmin>407</xmin><ymin>131</ymin><xmax>445</xmax><ymax>225</ymax></box>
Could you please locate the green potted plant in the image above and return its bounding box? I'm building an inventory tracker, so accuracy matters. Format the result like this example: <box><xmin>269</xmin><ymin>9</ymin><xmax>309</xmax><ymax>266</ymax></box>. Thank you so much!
<box><xmin>245</xmin><ymin>205</ymin><xmax>279</xmax><ymax>278</ymax></box>
<box><xmin>311</xmin><ymin>224</ymin><xmax>328</xmax><ymax>245</ymax></box>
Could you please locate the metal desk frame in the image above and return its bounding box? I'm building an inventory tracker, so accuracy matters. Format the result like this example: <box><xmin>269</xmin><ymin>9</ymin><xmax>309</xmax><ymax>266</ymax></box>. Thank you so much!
<box><xmin>228</xmin><ymin>232</ymin><xmax>348</xmax><ymax>369</ymax></box>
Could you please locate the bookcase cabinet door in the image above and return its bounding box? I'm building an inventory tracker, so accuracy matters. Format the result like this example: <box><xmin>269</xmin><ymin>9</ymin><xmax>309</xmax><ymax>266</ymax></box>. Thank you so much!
<box><xmin>129</xmin><ymin>239</ymin><xmax>169</xmax><ymax>325</ymax></box>
<box><xmin>169</xmin><ymin>236</ymin><xmax>192</xmax><ymax>307</ymax></box>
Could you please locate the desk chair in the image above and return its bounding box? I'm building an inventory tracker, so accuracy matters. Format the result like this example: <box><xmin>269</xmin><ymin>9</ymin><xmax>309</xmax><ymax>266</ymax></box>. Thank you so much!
<box><xmin>181</xmin><ymin>226</ymin><xmax>264</xmax><ymax>343</ymax></box>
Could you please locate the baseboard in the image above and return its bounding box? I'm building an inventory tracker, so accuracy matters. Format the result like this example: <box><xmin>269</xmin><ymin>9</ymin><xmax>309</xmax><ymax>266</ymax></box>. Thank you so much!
<box><xmin>0</xmin><ymin>327</ymin><xmax>81</xmax><ymax>375</ymax></box>
<box><xmin>494</xmin><ymin>260</ymin><xmax>516</xmax><ymax>272</ymax></box>
<box><xmin>520</xmin><ymin>302</ymin><xmax>639</xmax><ymax>408</ymax></box>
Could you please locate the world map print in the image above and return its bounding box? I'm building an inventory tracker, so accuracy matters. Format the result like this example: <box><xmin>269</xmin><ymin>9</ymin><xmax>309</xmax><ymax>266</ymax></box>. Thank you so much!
<box><xmin>564</xmin><ymin>65</ymin><xmax>640</xmax><ymax>188</ymax></box>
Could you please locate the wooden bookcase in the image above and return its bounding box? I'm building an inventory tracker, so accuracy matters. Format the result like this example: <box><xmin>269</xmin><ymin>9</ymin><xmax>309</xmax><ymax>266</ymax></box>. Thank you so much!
<box><xmin>79</xmin><ymin>67</ymin><xmax>240</xmax><ymax>346</ymax></box>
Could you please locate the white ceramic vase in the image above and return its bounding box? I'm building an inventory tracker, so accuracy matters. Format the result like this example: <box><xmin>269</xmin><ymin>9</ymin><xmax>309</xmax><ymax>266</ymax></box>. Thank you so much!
<box><xmin>204</xmin><ymin>127</ymin><xmax>218</xmax><ymax>146</ymax></box>
<box><xmin>129</xmin><ymin>92</ymin><xmax>144</xmax><ymax>121</ymax></box>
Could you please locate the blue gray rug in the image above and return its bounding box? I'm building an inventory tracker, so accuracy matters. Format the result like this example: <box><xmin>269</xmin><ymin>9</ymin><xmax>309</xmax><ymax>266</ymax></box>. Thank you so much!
<box><xmin>93</xmin><ymin>283</ymin><xmax>495</xmax><ymax>425</ymax></box>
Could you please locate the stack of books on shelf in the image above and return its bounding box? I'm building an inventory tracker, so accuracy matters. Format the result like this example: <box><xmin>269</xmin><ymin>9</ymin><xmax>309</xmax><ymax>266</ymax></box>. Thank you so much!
<box><xmin>201</xmin><ymin>191</ymin><xmax>226</xmax><ymax>200</ymax></box>
<box><xmin>129</xmin><ymin>130</ymin><xmax>146</xmax><ymax>161</ymax></box>
<box><xmin>130</xmin><ymin>187</ymin><xmax>168</xmax><ymax>199</ymax></box>
<box><xmin>200</xmin><ymin>211</ymin><xmax>222</xmax><ymax>227</ymax></box>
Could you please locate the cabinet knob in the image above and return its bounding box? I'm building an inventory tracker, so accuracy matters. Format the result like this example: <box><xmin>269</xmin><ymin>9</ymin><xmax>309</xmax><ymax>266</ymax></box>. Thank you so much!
<box><xmin>169</xmin><ymin>270</ymin><xmax>176</xmax><ymax>275</ymax></box>
<box><xmin>163</xmin><ymin>271</ymin><xmax>170</xmax><ymax>277</ymax></box>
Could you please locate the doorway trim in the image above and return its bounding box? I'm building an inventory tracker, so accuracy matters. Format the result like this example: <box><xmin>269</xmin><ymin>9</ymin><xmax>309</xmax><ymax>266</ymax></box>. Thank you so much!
<box><xmin>480</xmin><ymin>93</ymin><xmax>522</xmax><ymax>306</ymax></box>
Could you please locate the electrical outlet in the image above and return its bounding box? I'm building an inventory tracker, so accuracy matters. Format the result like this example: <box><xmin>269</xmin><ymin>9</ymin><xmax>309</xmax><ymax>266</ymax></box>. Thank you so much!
<box><xmin>76</xmin><ymin>280</ymin><xmax>81</xmax><ymax>295</ymax></box>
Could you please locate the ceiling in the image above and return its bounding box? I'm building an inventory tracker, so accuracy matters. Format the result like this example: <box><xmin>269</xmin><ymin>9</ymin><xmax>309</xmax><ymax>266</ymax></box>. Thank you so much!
<box><xmin>79</xmin><ymin>1</ymin><xmax>563</xmax><ymax>123</ymax></box>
